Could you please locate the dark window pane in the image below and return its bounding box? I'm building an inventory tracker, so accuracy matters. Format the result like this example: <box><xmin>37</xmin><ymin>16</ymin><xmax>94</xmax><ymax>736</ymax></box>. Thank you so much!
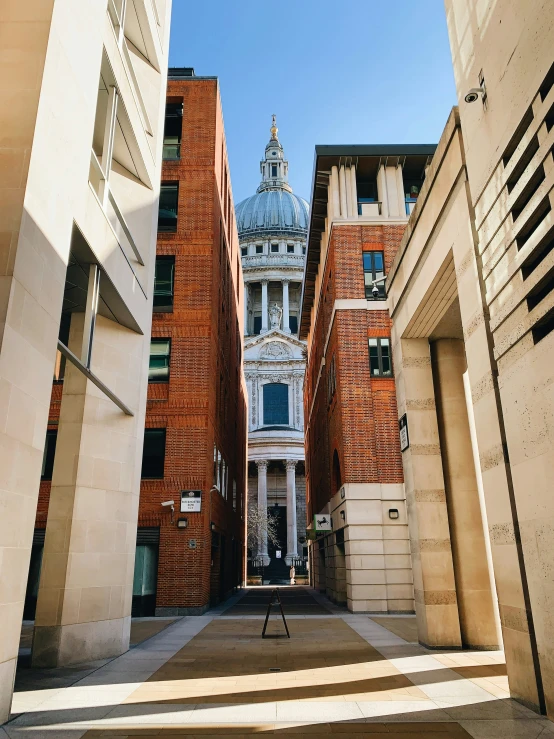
<box><xmin>241</xmin><ymin>247</ymin><xmax>247</xmax><ymax>256</ymax></box>
<box><xmin>253</xmin><ymin>316</ymin><xmax>262</xmax><ymax>335</ymax></box>
<box><xmin>289</xmin><ymin>315</ymin><xmax>298</xmax><ymax>334</ymax></box>
<box><xmin>153</xmin><ymin>257</ymin><xmax>174</xmax><ymax>312</ymax></box>
<box><xmin>141</xmin><ymin>429</ymin><xmax>166</xmax><ymax>479</ymax></box>
<box><xmin>287</xmin><ymin>244</ymin><xmax>294</xmax><ymax>253</ymax></box>
<box><xmin>263</xmin><ymin>383</ymin><xmax>289</xmax><ymax>425</ymax></box>
<box><xmin>362</xmin><ymin>252</ymin><xmax>373</xmax><ymax>271</ymax></box>
<box><xmin>255</xmin><ymin>245</ymin><xmax>263</xmax><ymax>254</ymax></box>
<box><xmin>149</xmin><ymin>339</ymin><xmax>170</xmax><ymax>382</ymax></box>
<box><xmin>381</xmin><ymin>339</ymin><xmax>392</xmax><ymax>376</ymax></box>
<box><xmin>158</xmin><ymin>183</ymin><xmax>178</xmax><ymax>232</ymax></box>
<box><xmin>271</xmin><ymin>165</ymin><xmax>277</xmax><ymax>177</ymax></box>
<box><xmin>373</xmin><ymin>252</ymin><xmax>384</xmax><ymax>271</ymax></box>
<box><xmin>271</xmin><ymin>243</ymin><xmax>279</xmax><ymax>252</ymax></box>
<box><xmin>368</xmin><ymin>339</ymin><xmax>380</xmax><ymax>376</ymax></box>
<box><xmin>41</xmin><ymin>430</ymin><xmax>57</xmax><ymax>480</ymax></box>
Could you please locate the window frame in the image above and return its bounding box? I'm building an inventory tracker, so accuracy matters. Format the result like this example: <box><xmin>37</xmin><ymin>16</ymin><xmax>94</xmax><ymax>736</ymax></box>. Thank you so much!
<box><xmin>141</xmin><ymin>429</ymin><xmax>166</xmax><ymax>479</ymax></box>
<box><xmin>158</xmin><ymin>182</ymin><xmax>179</xmax><ymax>233</ymax></box>
<box><xmin>363</xmin><ymin>251</ymin><xmax>386</xmax><ymax>300</ymax></box>
<box><xmin>153</xmin><ymin>256</ymin><xmax>175</xmax><ymax>312</ymax></box>
<box><xmin>368</xmin><ymin>337</ymin><xmax>393</xmax><ymax>377</ymax></box>
<box><xmin>148</xmin><ymin>338</ymin><xmax>171</xmax><ymax>383</ymax></box>
<box><xmin>263</xmin><ymin>382</ymin><xmax>289</xmax><ymax>426</ymax></box>
<box><xmin>41</xmin><ymin>429</ymin><xmax>58</xmax><ymax>481</ymax></box>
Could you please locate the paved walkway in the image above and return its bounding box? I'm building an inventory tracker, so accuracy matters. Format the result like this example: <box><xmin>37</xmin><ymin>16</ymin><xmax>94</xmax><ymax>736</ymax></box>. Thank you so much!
<box><xmin>2</xmin><ymin>587</ymin><xmax>553</xmax><ymax>738</ymax></box>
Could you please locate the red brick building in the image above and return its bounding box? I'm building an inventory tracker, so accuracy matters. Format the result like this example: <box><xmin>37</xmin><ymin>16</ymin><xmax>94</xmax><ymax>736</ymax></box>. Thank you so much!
<box><xmin>299</xmin><ymin>146</ymin><xmax>435</xmax><ymax>613</ymax></box>
<box><xmin>27</xmin><ymin>69</ymin><xmax>247</xmax><ymax>618</ymax></box>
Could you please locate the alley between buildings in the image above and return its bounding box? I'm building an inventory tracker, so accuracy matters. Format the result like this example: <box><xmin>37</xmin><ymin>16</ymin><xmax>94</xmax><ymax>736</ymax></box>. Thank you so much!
<box><xmin>3</xmin><ymin>588</ymin><xmax>552</xmax><ymax>739</ymax></box>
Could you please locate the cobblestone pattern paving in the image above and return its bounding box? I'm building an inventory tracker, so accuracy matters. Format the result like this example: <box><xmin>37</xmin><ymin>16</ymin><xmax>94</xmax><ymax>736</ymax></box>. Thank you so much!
<box><xmin>3</xmin><ymin>588</ymin><xmax>553</xmax><ymax>738</ymax></box>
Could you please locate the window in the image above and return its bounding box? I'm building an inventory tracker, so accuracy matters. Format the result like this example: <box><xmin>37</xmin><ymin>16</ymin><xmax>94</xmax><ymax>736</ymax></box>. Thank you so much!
<box><xmin>241</xmin><ymin>246</ymin><xmax>247</xmax><ymax>257</ymax></box>
<box><xmin>302</xmin><ymin>246</ymin><xmax>306</xmax><ymax>255</ymax></box>
<box><xmin>141</xmin><ymin>429</ymin><xmax>166</xmax><ymax>478</ymax></box>
<box><xmin>271</xmin><ymin>243</ymin><xmax>279</xmax><ymax>253</ymax></box>
<box><xmin>271</xmin><ymin>165</ymin><xmax>278</xmax><ymax>177</ymax></box>
<box><xmin>149</xmin><ymin>339</ymin><xmax>170</xmax><ymax>382</ymax></box>
<box><xmin>287</xmin><ymin>244</ymin><xmax>295</xmax><ymax>254</ymax></box>
<box><xmin>263</xmin><ymin>383</ymin><xmax>289</xmax><ymax>425</ymax></box>
<box><xmin>289</xmin><ymin>315</ymin><xmax>298</xmax><ymax>334</ymax></box>
<box><xmin>357</xmin><ymin>180</ymin><xmax>377</xmax><ymax>214</ymax></box>
<box><xmin>255</xmin><ymin>244</ymin><xmax>263</xmax><ymax>254</ymax></box>
<box><xmin>153</xmin><ymin>256</ymin><xmax>174</xmax><ymax>312</ymax></box>
<box><xmin>41</xmin><ymin>430</ymin><xmax>57</xmax><ymax>480</ymax></box>
<box><xmin>232</xmin><ymin>479</ymin><xmax>237</xmax><ymax>510</ymax></box>
<box><xmin>327</xmin><ymin>355</ymin><xmax>336</xmax><ymax>403</ymax></box>
<box><xmin>368</xmin><ymin>338</ymin><xmax>392</xmax><ymax>377</ymax></box>
<box><xmin>253</xmin><ymin>316</ymin><xmax>262</xmax><ymax>335</ymax></box>
<box><xmin>158</xmin><ymin>183</ymin><xmax>178</xmax><ymax>232</ymax></box>
<box><xmin>163</xmin><ymin>103</ymin><xmax>182</xmax><ymax>159</ymax></box>
<box><xmin>363</xmin><ymin>251</ymin><xmax>385</xmax><ymax>300</ymax></box>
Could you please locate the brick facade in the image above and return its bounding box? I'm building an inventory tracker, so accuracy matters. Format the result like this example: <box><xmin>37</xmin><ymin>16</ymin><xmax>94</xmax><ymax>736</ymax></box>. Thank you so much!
<box><xmin>305</xmin><ymin>224</ymin><xmax>405</xmax><ymax>521</ymax></box>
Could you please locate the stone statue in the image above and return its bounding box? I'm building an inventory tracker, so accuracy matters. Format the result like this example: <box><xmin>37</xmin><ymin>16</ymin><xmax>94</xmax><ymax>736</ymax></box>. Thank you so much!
<box><xmin>269</xmin><ymin>302</ymin><xmax>282</xmax><ymax>330</ymax></box>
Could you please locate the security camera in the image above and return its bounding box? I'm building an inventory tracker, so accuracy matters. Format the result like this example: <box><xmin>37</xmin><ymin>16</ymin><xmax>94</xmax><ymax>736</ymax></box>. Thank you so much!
<box><xmin>161</xmin><ymin>500</ymin><xmax>175</xmax><ymax>507</ymax></box>
<box><xmin>464</xmin><ymin>87</ymin><xmax>485</xmax><ymax>104</ymax></box>
<box><xmin>372</xmin><ymin>284</ymin><xmax>380</xmax><ymax>299</ymax></box>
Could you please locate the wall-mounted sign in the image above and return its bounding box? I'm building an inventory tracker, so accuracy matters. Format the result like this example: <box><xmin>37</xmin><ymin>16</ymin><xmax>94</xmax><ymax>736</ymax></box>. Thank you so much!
<box><xmin>181</xmin><ymin>490</ymin><xmax>202</xmax><ymax>512</ymax></box>
<box><xmin>276</xmin><ymin>550</ymin><xmax>282</xmax><ymax>559</ymax></box>
<box><xmin>314</xmin><ymin>514</ymin><xmax>332</xmax><ymax>531</ymax></box>
<box><xmin>399</xmin><ymin>414</ymin><xmax>409</xmax><ymax>452</ymax></box>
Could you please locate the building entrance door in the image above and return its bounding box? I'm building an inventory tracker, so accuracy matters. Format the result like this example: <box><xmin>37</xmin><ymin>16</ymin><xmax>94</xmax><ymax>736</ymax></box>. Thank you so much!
<box><xmin>266</xmin><ymin>506</ymin><xmax>289</xmax><ymax>583</ymax></box>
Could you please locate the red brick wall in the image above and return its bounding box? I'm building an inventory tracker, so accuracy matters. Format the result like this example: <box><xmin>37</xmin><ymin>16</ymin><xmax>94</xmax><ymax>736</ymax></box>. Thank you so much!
<box><xmin>305</xmin><ymin>224</ymin><xmax>404</xmax><ymax>520</ymax></box>
<box><xmin>37</xmin><ymin>78</ymin><xmax>247</xmax><ymax>612</ymax></box>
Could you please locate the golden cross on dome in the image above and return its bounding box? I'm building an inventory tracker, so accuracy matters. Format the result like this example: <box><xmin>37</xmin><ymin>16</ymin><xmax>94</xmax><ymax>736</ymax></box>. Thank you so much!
<box><xmin>270</xmin><ymin>114</ymin><xmax>278</xmax><ymax>140</ymax></box>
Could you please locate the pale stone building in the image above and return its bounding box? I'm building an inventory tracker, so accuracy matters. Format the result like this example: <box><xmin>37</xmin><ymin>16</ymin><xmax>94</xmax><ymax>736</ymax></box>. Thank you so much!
<box><xmin>0</xmin><ymin>0</ymin><xmax>171</xmax><ymax>723</ymax></box>
<box><xmin>383</xmin><ymin>0</ymin><xmax>554</xmax><ymax>719</ymax></box>
<box><xmin>236</xmin><ymin>119</ymin><xmax>309</xmax><ymax>581</ymax></box>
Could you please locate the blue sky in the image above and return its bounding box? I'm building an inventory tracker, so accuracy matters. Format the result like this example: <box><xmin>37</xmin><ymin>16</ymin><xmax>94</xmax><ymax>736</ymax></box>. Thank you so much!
<box><xmin>168</xmin><ymin>1</ymin><xmax>457</xmax><ymax>204</ymax></box>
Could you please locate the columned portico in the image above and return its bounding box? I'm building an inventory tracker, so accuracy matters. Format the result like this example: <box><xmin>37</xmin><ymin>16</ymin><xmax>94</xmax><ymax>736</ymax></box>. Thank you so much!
<box><xmin>285</xmin><ymin>459</ymin><xmax>298</xmax><ymax>564</ymax></box>
<box><xmin>256</xmin><ymin>460</ymin><xmax>270</xmax><ymax>565</ymax></box>
<box><xmin>282</xmin><ymin>279</ymin><xmax>291</xmax><ymax>333</ymax></box>
<box><xmin>261</xmin><ymin>280</ymin><xmax>269</xmax><ymax>333</ymax></box>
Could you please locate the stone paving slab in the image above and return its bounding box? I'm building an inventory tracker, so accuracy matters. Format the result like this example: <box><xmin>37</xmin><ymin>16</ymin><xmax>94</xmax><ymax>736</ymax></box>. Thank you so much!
<box><xmin>3</xmin><ymin>588</ymin><xmax>553</xmax><ymax>738</ymax></box>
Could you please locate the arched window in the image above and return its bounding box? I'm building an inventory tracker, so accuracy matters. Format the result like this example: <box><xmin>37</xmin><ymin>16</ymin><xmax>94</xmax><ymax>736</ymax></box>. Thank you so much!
<box><xmin>263</xmin><ymin>383</ymin><xmax>289</xmax><ymax>425</ymax></box>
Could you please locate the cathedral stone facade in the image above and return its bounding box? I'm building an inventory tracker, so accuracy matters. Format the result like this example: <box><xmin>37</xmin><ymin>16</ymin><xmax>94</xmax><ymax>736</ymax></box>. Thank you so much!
<box><xmin>236</xmin><ymin>118</ymin><xmax>308</xmax><ymax>581</ymax></box>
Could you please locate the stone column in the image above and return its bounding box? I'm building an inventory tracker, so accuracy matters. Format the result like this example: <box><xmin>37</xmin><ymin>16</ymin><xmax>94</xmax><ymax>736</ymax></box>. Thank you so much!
<box><xmin>244</xmin><ymin>283</ymin><xmax>249</xmax><ymax>336</ymax></box>
<box><xmin>393</xmin><ymin>337</ymin><xmax>462</xmax><ymax>648</ymax></box>
<box><xmin>285</xmin><ymin>460</ymin><xmax>298</xmax><ymax>564</ymax></box>
<box><xmin>261</xmin><ymin>280</ymin><xmax>269</xmax><ymax>333</ymax></box>
<box><xmin>256</xmin><ymin>460</ymin><xmax>270</xmax><ymax>565</ymax></box>
<box><xmin>282</xmin><ymin>279</ymin><xmax>290</xmax><ymax>333</ymax></box>
<box><xmin>339</xmin><ymin>165</ymin><xmax>348</xmax><ymax>217</ymax></box>
<box><xmin>431</xmin><ymin>339</ymin><xmax>499</xmax><ymax>648</ymax></box>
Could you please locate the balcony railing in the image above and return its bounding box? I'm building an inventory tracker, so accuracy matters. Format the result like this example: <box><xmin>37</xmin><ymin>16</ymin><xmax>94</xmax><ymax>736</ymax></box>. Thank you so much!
<box><xmin>357</xmin><ymin>200</ymin><xmax>382</xmax><ymax>216</ymax></box>
<box><xmin>163</xmin><ymin>143</ymin><xmax>181</xmax><ymax>160</ymax></box>
<box><xmin>241</xmin><ymin>253</ymin><xmax>305</xmax><ymax>269</ymax></box>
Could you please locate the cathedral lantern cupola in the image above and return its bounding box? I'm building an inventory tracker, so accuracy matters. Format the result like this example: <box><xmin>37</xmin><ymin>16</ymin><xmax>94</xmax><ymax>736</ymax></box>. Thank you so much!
<box><xmin>258</xmin><ymin>115</ymin><xmax>292</xmax><ymax>194</ymax></box>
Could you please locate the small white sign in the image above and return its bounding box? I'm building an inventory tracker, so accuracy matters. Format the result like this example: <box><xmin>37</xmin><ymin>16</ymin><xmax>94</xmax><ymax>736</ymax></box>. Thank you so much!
<box><xmin>181</xmin><ymin>490</ymin><xmax>202</xmax><ymax>512</ymax></box>
<box><xmin>276</xmin><ymin>550</ymin><xmax>282</xmax><ymax>559</ymax></box>
<box><xmin>314</xmin><ymin>514</ymin><xmax>332</xmax><ymax>531</ymax></box>
<box><xmin>399</xmin><ymin>414</ymin><xmax>409</xmax><ymax>452</ymax></box>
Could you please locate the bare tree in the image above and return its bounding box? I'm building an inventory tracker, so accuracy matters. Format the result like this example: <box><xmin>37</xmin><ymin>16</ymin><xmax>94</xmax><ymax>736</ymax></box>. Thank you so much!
<box><xmin>247</xmin><ymin>502</ymin><xmax>280</xmax><ymax>555</ymax></box>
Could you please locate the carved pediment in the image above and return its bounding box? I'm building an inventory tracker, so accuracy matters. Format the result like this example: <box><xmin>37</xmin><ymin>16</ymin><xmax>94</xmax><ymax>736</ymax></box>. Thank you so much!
<box><xmin>259</xmin><ymin>341</ymin><xmax>291</xmax><ymax>359</ymax></box>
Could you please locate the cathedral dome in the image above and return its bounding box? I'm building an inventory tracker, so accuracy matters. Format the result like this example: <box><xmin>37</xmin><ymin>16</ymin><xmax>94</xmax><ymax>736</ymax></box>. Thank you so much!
<box><xmin>236</xmin><ymin>189</ymin><xmax>309</xmax><ymax>238</ymax></box>
<box><xmin>236</xmin><ymin>115</ymin><xmax>309</xmax><ymax>239</ymax></box>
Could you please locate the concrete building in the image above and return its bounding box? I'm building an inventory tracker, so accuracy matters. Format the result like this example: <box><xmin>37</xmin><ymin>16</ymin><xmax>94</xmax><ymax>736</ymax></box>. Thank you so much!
<box><xmin>300</xmin><ymin>145</ymin><xmax>435</xmax><ymax>611</ymax></box>
<box><xmin>0</xmin><ymin>0</ymin><xmax>172</xmax><ymax>723</ymax></box>
<box><xmin>236</xmin><ymin>119</ymin><xmax>309</xmax><ymax>582</ymax></box>
<box><xmin>26</xmin><ymin>70</ymin><xmax>247</xmax><ymax>620</ymax></box>
<box><xmin>383</xmin><ymin>0</ymin><xmax>554</xmax><ymax>718</ymax></box>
